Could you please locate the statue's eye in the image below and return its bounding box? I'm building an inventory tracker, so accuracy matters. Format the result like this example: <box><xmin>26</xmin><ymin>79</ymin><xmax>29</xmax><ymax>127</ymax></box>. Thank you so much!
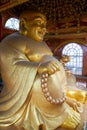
<box><xmin>33</xmin><ymin>23</ymin><xmax>46</xmax><ymax>28</ymax></box>
<box><xmin>33</xmin><ymin>22</ymin><xmax>41</xmax><ymax>26</ymax></box>
<box><xmin>37</xmin><ymin>23</ymin><xmax>41</xmax><ymax>26</ymax></box>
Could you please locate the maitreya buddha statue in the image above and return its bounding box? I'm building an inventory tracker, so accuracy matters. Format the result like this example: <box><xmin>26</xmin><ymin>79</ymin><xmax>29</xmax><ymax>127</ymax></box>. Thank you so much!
<box><xmin>0</xmin><ymin>10</ymin><xmax>86</xmax><ymax>130</ymax></box>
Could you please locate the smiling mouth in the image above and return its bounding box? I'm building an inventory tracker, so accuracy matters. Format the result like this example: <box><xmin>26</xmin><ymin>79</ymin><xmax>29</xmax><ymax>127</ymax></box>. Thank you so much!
<box><xmin>38</xmin><ymin>31</ymin><xmax>45</xmax><ymax>38</ymax></box>
<box><xmin>39</xmin><ymin>30</ymin><xmax>46</xmax><ymax>36</ymax></box>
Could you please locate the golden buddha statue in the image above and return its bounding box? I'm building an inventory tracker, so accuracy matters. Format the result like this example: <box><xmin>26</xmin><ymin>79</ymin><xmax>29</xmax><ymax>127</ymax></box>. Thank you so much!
<box><xmin>0</xmin><ymin>10</ymin><xmax>85</xmax><ymax>130</ymax></box>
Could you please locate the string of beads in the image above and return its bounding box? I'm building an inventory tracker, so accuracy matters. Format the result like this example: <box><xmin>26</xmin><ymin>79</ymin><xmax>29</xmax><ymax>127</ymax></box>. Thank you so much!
<box><xmin>41</xmin><ymin>72</ymin><xmax>66</xmax><ymax>104</ymax></box>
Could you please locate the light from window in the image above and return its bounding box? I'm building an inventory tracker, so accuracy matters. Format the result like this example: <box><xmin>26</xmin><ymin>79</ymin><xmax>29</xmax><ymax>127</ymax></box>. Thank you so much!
<box><xmin>5</xmin><ymin>17</ymin><xmax>19</xmax><ymax>30</ymax></box>
<box><xmin>62</xmin><ymin>43</ymin><xmax>83</xmax><ymax>75</ymax></box>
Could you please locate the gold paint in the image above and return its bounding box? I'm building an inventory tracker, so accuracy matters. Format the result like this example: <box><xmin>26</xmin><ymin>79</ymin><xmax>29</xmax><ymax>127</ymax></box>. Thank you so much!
<box><xmin>66</xmin><ymin>89</ymin><xmax>87</xmax><ymax>104</ymax></box>
<box><xmin>0</xmin><ymin>10</ymin><xmax>85</xmax><ymax>130</ymax></box>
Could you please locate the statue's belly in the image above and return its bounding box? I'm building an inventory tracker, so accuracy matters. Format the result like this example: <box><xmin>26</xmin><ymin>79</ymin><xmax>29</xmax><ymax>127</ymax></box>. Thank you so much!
<box><xmin>32</xmin><ymin>72</ymin><xmax>66</xmax><ymax>115</ymax></box>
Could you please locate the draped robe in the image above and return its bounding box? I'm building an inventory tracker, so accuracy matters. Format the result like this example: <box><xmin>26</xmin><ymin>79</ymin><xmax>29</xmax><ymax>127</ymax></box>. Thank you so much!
<box><xmin>0</xmin><ymin>33</ymin><xmax>80</xmax><ymax>130</ymax></box>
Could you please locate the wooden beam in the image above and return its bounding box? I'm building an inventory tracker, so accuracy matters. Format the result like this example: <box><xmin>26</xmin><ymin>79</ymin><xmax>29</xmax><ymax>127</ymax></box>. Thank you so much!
<box><xmin>0</xmin><ymin>0</ymin><xmax>29</xmax><ymax>13</ymax></box>
<box><xmin>45</xmin><ymin>32</ymin><xmax>87</xmax><ymax>39</ymax></box>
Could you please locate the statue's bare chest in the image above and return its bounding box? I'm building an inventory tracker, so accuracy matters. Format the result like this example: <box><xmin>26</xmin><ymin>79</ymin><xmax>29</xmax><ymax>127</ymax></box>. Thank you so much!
<box><xmin>26</xmin><ymin>41</ymin><xmax>52</xmax><ymax>62</ymax></box>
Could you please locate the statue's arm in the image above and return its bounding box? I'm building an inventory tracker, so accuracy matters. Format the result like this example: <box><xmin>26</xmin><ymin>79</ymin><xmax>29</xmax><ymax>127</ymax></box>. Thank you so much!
<box><xmin>13</xmin><ymin>55</ymin><xmax>61</xmax><ymax>76</ymax></box>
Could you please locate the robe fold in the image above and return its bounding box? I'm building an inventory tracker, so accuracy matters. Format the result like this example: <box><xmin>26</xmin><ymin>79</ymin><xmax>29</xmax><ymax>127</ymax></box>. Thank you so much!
<box><xmin>0</xmin><ymin>33</ymin><xmax>80</xmax><ymax>130</ymax></box>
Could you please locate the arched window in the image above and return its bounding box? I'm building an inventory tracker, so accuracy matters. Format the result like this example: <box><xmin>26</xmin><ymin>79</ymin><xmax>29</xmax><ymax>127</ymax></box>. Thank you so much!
<box><xmin>5</xmin><ymin>17</ymin><xmax>19</xmax><ymax>30</ymax></box>
<box><xmin>62</xmin><ymin>43</ymin><xmax>83</xmax><ymax>75</ymax></box>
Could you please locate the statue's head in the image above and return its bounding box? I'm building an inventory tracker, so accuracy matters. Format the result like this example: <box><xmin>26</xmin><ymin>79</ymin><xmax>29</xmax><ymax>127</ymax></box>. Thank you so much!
<box><xmin>19</xmin><ymin>10</ymin><xmax>47</xmax><ymax>42</ymax></box>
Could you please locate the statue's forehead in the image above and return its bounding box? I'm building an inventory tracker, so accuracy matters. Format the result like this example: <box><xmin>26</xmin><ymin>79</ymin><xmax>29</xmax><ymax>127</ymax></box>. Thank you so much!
<box><xmin>21</xmin><ymin>12</ymin><xmax>46</xmax><ymax>21</ymax></box>
<box><xmin>32</xmin><ymin>16</ymin><xmax>46</xmax><ymax>22</ymax></box>
<box><xmin>28</xmin><ymin>15</ymin><xmax>46</xmax><ymax>21</ymax></box>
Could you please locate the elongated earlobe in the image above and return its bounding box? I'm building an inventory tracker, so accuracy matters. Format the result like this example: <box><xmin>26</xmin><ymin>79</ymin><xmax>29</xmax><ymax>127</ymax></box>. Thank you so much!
<box><xmin>19</xmin><ymin>18</ymin><xmax>28</xmax><ymax>35</ymax></box>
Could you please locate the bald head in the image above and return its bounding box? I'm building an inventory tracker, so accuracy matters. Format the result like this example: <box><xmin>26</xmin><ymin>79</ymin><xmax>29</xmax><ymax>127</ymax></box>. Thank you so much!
<box><xmin>20</xmin><ymin>10</ymin><xmax>46</xmax><ymax>22</ymax></box>
<box><xmin>19</xmin><ymin>10</ymin><xmax>47</xmax><ymax>42</ymax></box>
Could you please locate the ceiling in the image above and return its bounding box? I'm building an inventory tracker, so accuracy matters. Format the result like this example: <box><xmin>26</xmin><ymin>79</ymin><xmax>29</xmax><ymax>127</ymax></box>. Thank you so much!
<box><xmin>1</xmin><ymin>0</ymin><xmax>87</xmax><ymax>35</ymax></box>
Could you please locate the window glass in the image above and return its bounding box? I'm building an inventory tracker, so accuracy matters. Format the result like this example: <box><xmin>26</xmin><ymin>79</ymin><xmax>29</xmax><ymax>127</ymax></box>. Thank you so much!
<box><xmin>62</xmin><ymin>43</ymin><xmax>83</xmax><ymax>75</ymax></box>
<box><xmin>5</xmin><ymin>17</ymin><xmax>19</xmax><ymax>30</ymax></box>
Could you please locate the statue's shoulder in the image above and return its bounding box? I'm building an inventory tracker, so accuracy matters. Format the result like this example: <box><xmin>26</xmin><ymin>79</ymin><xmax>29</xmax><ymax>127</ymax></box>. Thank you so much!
<box><xmin>0</xmin><ymin>33</ymin><xmax>32</xmax><ymax>53</ymax></box>
<box><xmin>1</xmin><ymin>32</ymin><xmax>29</xmax><ymax>43</ymax></box>
<box><xmin>1</xmin><ymin>33</ymin><xmax>31</xmax><ymax>48</ymax></box>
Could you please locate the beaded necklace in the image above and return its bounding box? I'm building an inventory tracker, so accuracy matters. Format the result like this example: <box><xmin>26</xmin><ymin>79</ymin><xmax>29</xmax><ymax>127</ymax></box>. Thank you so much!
<box><xmin>41</xmin><ymin>72</ymin><xmax>66</xmax><ymax>104</ymax></box>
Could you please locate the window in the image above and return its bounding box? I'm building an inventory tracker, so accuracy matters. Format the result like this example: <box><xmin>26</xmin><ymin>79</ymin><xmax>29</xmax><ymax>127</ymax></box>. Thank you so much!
<box><xmin>62</xmin><ymin>43</ymin><xmax>83</xmax><ymax>75</ymax></box>
<box><xmin>5</xmin><ymin>17</ymin><xmax>19</xmax><ymax>30</ymax></box>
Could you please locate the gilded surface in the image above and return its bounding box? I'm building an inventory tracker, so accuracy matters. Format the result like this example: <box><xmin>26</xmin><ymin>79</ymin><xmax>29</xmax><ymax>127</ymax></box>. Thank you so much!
<box><xmin>0</xmin><ymin>11</ymin><xmax>85</xmax><ymax>130</ymax></box>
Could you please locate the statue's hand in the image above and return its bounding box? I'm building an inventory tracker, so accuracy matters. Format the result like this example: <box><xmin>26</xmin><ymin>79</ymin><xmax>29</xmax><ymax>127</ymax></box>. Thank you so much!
<box><xmin>61</xmin><ymin>107</ymin><xmax>81</xmax><ymax>130</ymax></box>
<box><xmin>38</xmin><ymin>60</ymin><xmax>60</xmax><ymax>75</ymax></box>
<box><xmin>73</xmin><ymin>101</ymin><xmax>83</xmax><ymax>113</ymax></box>
<box><xmin>66</xmin><ymin>97</ymin><xmax>83</xmax><ymax>113</ymax></box>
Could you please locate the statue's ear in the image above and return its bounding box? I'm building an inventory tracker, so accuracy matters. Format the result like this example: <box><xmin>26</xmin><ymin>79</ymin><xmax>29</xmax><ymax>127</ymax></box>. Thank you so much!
<box><xmin>19</xmin><ymin>18</ymin><xmax>28</xmax><ymax>35</ymax></box>
<box><xmin>20</xmin><ymin>18</ymin><xmax>27</xmax><ymax>30</ymax></box>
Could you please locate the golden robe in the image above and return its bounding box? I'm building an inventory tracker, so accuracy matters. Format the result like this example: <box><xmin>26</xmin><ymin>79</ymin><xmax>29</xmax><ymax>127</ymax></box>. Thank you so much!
<box><xmin>0</xmin><ymin>33</ymin><xmax>81</xmax><ymax>130</ymax></box>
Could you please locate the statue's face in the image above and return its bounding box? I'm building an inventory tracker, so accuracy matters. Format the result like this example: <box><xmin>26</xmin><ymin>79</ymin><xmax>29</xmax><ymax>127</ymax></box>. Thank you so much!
<box><xmin>26</xmin><ymin>16</ymin><xmax>47</xmax><ymax>42</ymax></box>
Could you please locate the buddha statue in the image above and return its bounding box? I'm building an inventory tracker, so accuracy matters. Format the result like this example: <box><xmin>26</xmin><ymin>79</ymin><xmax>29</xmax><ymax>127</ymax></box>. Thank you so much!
<box><xmin>0</xmin><ymin>10</ymin><xmax>85</xmax><ymax>130</ymax></box>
